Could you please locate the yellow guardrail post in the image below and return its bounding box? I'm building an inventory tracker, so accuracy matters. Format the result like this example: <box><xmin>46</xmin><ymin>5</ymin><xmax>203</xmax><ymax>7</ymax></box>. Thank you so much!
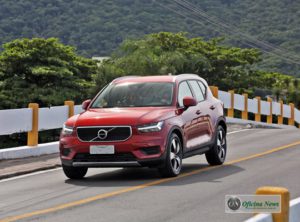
<box><xmin>242</xmin><ymin>93</ymin><xmax>248</xmax><ymax>120</ymax></box>
<box><xmin>64</xmin><ymin>101</ymin><xmax>74</xmax><ymax>117</ymax></box>
<box><xmin>227</xmin><ymin>90</ymin><xmax>234</xmax><ymax>117</ymax></box>
<box><xmin>27</xmin><ymin>103</ymin><xmax>39</xmax><ymax>146</ymax></box>
<box><xmin>288</xmin><ymin>103</ymin><xmax>295</xmax><ymax>126</ymax></box>
<box><xmin>256</xmin><ymin>186</ymin><xmax>290</xmax><ymax>222</ymax></box>
<box><xmin>210</xmin><ymin>86</ymin><xmax>219</xmax><ymax>98</ymax></box>
<box><xmin>255</xmin><ymin>96</ymin><xmax>261</xmax><ymax>122</ymax></box>
<box><xmin>278</xmin><ymin>100</ymin><xmax>283</xmax><ymax>125</ymax></box>
<box><xmin>267</xmin><ymin>97</ymin><xmax>273</xmax><ymax>124</ymax></box>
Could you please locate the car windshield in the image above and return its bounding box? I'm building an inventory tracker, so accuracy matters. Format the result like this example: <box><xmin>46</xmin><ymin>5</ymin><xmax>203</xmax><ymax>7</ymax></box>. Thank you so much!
<box><xmin>91</xmin><ymin>82</ymin><xmax>174</xmax><ymax>108</ymax></box>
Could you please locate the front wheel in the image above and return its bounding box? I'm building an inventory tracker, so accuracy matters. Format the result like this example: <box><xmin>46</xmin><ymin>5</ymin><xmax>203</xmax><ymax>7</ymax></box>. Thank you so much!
<box><xmin>205</xmin><ymin>125</ymin><xmax>227</xmax><ymax>165</ymax></box>
<box><xmin>62</xmin><ymin>165</ymin><xmax>88</xmax><ymax>179</ymax></box>
<box><xmin>159</xmin><ymin>133</ymin><xmax>183</xmax><ymax>177</ymax></box>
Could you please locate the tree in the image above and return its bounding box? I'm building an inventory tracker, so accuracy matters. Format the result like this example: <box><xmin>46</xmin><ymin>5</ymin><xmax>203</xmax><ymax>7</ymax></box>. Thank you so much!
<box><xmin>0</xmin><ymin>38</ymin><xmax>97</xmax><ymax>109</ymax></box>
<box><xmin>94</xmin><ymin>32</ymin><xmax>261</xmax><ymax>92</ymax></box>
<box><xmin>0</xmin><ymin>0</ymin><xmax>299</xmax><ymax>76</ymax></box>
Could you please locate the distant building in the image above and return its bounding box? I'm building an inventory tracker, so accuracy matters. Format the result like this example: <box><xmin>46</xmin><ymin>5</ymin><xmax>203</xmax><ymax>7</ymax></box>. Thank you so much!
<box><xmin>92</xmin><ymin>56</ymin><xmax>110</xmax><ymax>62</ymax></box>
<box><xmin>91</xmin><ymin>57</ymin><xmax>110</xmax><ymax>67</ymax></box>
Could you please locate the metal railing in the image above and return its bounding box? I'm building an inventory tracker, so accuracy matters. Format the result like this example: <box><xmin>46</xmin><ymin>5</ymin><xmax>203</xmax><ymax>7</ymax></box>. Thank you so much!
<box><xmin>0</xmin><ymin>88</ymin><xmax>299</xmax><ymax>148</ymax></box>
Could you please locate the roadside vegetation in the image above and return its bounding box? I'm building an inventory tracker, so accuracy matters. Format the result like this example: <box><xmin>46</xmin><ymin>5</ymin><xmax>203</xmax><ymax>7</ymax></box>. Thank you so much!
<box><xmin>0</xmin><ymin>32</ymin><xmax>299</xmax><ymax>148</ymax></box>
<box><xmin>0</xmin><ymin>0</ymin><xmax>299</xmax><ymax>76</ymax></box>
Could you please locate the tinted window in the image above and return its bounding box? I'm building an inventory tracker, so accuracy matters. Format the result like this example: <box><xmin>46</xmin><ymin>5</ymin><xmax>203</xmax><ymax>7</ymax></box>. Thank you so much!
<box><xmin>178</xmin><ymin>81</ymin><xmax>193</xmax><ymax>107</ymax></box>
<box><xmin>198</xmin><ymin>81</ymin><xmax>207</xmax><ymax>98</ymax></box>
<box><xmin>188</xmin><ymin>80</ymin><xmax>204</xmax><ymax>102</ymax></box>
<box><xmin>91</xmin><ymin>82</ymin><xmax>174</xmax><ymax>108</ymax></box>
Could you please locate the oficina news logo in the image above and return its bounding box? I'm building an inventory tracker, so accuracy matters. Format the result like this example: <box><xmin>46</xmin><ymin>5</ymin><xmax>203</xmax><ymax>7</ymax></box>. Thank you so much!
<box><xmin>225</xmin><ymin>195</ymin><xmax>281</xmax><ymax>213</ymax></box>
<box><xmin>227</xmin><ymin>196</ymin><xmax>242</xmax><ymax>211</ymax></box>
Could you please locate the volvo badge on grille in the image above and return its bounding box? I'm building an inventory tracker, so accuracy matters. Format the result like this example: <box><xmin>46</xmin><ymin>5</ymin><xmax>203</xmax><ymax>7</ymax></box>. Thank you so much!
<box><xmin>96</xmin><ymin>127</ymin><xmax>116</xmax><ymax>140</ymax></box>
<box><xmin>97</xmin><ymin>129</ymin><xmax>108</xmax><ymax>139</ymax></box>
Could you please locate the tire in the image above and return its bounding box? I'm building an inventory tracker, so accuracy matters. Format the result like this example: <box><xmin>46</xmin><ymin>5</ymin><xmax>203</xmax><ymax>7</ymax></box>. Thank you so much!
<box><xmin>62</xmin><ymin>165</ymin><xmax>88</xmax><ymax>179</ymax></box>
<box><xmin>159</xmin><ymin>133</ymin><xmax>183</xmax><ymax>177</ymax></box>
<box><xmin>205</xmin><ymin>125</ymin><xmax>227</xmax><ymax>165</ymax></box>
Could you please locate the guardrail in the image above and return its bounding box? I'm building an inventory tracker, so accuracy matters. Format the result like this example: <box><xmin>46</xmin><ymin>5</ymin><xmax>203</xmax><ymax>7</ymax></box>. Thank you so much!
<box><xmin>210</xmin><ymin>87</ymin><xmax>300</xmax><ymax>127</ymax></box>
<box><xmin>0</xmin><ymin>88</ymin><xmax>299</xmax><ymax>148</ymax></box>
<box><xmin>0</xmin><ymin>101</ymin><xmax>84</xmax><ymax>147</ymax></box>
<box><xmin>245</xmin><ymin>186</ymin><xmax>300</xmax><ymax>222</ymax></box>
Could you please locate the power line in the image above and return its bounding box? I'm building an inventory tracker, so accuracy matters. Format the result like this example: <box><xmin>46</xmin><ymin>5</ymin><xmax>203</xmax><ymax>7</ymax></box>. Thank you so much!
<box><xmin>172</xmin><ymin>0</ymin><xmax>300</xmax><ymax>65</ymax></box>
<box><xmin>154</xmin><ymin>0</ymin><xmax>300</xmax><ymax>66</ymax></box>
<box><xmin>177</xmin><ymin>0</ymin><xmax>300</xmax><ymax>61</ymax></box>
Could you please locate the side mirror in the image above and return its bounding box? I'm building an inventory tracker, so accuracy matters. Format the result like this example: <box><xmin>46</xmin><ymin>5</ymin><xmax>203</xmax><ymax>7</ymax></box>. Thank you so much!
<box><xmin>183</xmin><ymin>96</ymin><xmax>197</xmax><ymax>108</ymax></box>
<box><xmin>82</xmin><ymin>99</ymin><xmax>91</xmax><ymax>110</ymax></box>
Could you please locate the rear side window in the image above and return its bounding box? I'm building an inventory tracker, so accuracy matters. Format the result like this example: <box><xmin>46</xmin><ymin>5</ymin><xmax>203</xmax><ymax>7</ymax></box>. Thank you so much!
<box><xmin>178</xmin><ymin>81</ymin><xmax>193</xmax><ymax>107</ymax></box>
<box><xmin>197</xmin><ymin>81</ymin><xmax>207</xmax><ymax>98</ymax></box>
<box><xmin>188</xmin><ymin>80</ymin><xmax>204</xmax><ymax>102</ymax></box>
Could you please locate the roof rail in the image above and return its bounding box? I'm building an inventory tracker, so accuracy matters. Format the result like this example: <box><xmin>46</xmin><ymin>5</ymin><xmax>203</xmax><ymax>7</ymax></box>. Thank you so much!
<box><xmin>176</xmin><ymin>73</ymin><xmax>199</xmax><ymax>78</ymax></box>
<box><xmin>112</xmin><ymin>76</ymin><xmax>141</xmax><ymax>82</ymax></box>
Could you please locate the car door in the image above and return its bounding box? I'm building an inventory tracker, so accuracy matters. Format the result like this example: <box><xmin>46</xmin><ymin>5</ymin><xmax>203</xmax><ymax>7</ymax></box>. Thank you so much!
<box><xmin>187</xmin><ymin>80</ymin><xmax>213</xmax><ymax>148</ymax></box>
<box><xmin>177</xmin><ymin>81</ymin><xmax>200</xmax><ymax>151</ymax></box>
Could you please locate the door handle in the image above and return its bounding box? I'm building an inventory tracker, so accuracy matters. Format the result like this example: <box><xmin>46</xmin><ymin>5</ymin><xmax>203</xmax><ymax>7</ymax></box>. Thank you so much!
<box><xmin>210</xmin><ymin>105</ymin><xmax>216</xmax><ymax>110</ymax></box>
<box><xmin>196</xmin><ymin>110</ymin><xmax>201</xmax><ymax>115</ymax></box>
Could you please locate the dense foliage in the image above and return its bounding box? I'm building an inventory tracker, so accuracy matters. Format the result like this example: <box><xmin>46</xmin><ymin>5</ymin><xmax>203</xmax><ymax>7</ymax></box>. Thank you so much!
<box><xmin>95</xmin><ymin>32</ymin><xmax>299</xmax><ymax>106</ymax></box>
<box><xmin>0</xmin><ymin>0</ymin><xmax>299</xmax><ymax>76</ymax></box>
<box><xmin>0</xmin><ymin>38</ymin><xmax>97</xmax><ymax>109</ymax></box>
<box><xmin>95</xmin><ymin>32</ymin><xmax>260</xmax><ymax>89</ymax></box>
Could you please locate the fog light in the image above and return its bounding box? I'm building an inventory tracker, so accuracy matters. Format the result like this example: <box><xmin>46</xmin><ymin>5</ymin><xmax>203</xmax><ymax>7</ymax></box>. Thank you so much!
<box><xmin>61</xmin><ymin>148</ymin><xmax>71</xmax><ymax>157</ymax></box>
<box><xmin>140</xmin><ymin>146</ymin><xmax>160</xmax><ymax>155</ymax></box>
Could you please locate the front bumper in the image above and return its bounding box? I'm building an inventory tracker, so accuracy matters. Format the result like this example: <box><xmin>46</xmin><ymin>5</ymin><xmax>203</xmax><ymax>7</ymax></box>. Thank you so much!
<box><xmin>61</xmin><ymin>152</ymin><xmax>166</xmax><ymax>168</ymax></box>
<box><xmin>73</xmin><ymin>161</ymin><xmax>141</xmax><ymax>167</ymax></box>
<box><xmin>59</xmin><ymin>128</ymin><xmax>169</xmax><ymax>168</ymax></box>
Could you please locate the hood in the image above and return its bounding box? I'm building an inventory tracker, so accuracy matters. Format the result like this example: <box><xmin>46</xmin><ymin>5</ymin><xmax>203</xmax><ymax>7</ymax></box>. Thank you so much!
<box><xmin>72</xmin><ymin>107</ymin><xmax>176</xmax><ymax>127</ymax></box>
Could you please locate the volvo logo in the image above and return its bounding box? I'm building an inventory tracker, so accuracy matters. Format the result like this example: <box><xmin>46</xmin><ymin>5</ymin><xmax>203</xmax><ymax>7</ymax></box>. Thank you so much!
<box><xmin>96</xmin><ymin>127</ymin><xmax>116</xmax><ymax>140</ymax></box>
<box><xmin>227</xmin><ymin>196</ymin><xmax>241</xmax><ymax>211</ymax></box>
<box><xmin>97</xmin><ymin>129</ymin><xmax>108</xmax><ymax>139</ymax></box>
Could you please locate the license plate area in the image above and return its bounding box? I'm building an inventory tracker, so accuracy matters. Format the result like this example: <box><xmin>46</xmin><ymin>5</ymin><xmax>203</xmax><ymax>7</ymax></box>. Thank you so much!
<box><xmin>90</xmin><ymin>145</ymin><xmax>115</xmax><ymax>154</ymax></box>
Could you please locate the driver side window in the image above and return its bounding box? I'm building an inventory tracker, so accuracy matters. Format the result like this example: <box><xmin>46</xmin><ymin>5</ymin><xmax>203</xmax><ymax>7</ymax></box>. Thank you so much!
<box><xmin>178</xmin><ymin>81</ymin><xmax>193</xmax><ymax>107</ymax></box>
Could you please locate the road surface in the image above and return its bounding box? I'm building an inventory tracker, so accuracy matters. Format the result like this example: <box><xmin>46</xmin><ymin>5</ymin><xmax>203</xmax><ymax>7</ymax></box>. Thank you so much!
<box><xmin>1</xmin><ymin>128</ymin><xmax>300</xmax><ymax>222</ymax></box>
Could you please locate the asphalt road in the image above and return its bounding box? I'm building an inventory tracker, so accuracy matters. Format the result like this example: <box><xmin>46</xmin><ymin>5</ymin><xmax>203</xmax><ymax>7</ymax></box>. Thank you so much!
<box><xmin>1</xmin><ymin>128</ymin><xmax>300</xmax><ymax>222</ymax></box>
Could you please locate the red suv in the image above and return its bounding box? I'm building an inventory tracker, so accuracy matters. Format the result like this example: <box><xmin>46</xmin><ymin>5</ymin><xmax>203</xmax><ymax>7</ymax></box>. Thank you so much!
<box><xmin>60</xmin><ymin>74</ymin><xmax>227</xmax><ymax>179</ymax></box>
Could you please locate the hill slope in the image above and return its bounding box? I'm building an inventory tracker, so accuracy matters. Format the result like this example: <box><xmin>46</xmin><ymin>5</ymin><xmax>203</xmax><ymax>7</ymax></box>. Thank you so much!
<box><xmin>0</xmin><ymin>0</ymin><xmax>299</xmax><ymax>76</ymax></box>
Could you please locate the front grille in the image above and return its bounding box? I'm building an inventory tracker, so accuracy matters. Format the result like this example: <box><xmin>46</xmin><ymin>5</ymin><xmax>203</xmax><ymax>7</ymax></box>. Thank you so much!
<box><xmin>77</xmin><ymin>126</ymin><xmax>132</xmax><ymax>142</ymax></box>
<box><xmin>73</xmin><ymin>153</ymin><xmax>136</xmax><ymax>162</ymax></box>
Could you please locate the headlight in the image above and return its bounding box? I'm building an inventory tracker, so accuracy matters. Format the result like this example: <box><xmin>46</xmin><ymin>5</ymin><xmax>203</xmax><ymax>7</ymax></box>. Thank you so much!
<box><xmin>62</xmin><ymin>124</ymin><xmax>74</xmax><ymax>136</ymax></box>
<box><xmin>137</xmin><ymin>121</ymin><xmax>164</xmax><ymax>133</ymax></box>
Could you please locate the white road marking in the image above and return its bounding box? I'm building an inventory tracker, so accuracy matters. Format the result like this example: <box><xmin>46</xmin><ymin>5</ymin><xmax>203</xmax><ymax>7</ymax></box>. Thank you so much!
<box><xmin>228</xmin><ymin>129</ymin><xmax>252</xmax><ymax>135</ymax></box>
<box><xmin>0</xmin><ymin>128</ymin><xmax>253</xmax><ymax>183</ymax></box>
<box><xmin>0</xmin><ymin>168</ymin><xmax>62</xmax><ymax>183</ymax></box>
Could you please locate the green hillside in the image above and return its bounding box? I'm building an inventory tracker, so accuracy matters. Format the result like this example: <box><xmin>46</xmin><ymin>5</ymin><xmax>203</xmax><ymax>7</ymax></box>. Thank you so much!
<box><xmin>0</xmin><ymin>0</ymin><xmax>299</xmax><ymax>76</ymax></box>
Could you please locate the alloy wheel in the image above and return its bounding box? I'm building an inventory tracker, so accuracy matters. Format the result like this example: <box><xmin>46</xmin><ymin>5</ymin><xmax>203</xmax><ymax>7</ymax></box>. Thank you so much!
<box><xmin>170</xmin><ymin>137</ymin><xmax>182</xmax><ymax>173</ymax></box>
<box><xmin>217</xmin><ymin>129</ymin><xmax>226</xmax><ymax>160</ymax></box>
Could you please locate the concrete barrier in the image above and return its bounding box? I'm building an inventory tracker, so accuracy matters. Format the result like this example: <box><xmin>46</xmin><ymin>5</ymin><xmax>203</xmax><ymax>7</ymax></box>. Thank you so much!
<box><xmin>226</xmin><ymin>117</ymin><xmax>295</xmax><ymax>129</ymax></box>
<box><xmin>245</xmin><ymin>186</ymin><xmax>300</xmax><ymax>222</ymax></box>
<box><xmin>290</xmin><ymin>197</ymin><xmax>300</xmax><ymax>222</ymax></box>
<box><xmin>245</xmin><ymin>198</ymin><xmax>300</xmax><ymax>222</ymax></box>
<box><xmin>245</xmin><ymin>214</ymin><xmax>272</xmax><ymax>222</ymax></box>
<box><xmin>0</xmin><ymin>142</ymin><xmax>59</xmax><ymax>159</ymax></box>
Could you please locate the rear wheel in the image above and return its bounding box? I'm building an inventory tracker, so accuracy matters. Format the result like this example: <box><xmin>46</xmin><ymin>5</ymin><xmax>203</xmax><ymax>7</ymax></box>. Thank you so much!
<box><xmin>205</xmin><ymin>125</ymin><xmax>227</xmax><ymax>165</ymax></box>
<box><xmin>159</xmin><ymin>133</ymin><xmax>183</xmax><ymax>177</ymax></box>
<box><xmin>62</xmin><ymin>165</ymin><xmax>88</xmax><ymax>179</ymax></box>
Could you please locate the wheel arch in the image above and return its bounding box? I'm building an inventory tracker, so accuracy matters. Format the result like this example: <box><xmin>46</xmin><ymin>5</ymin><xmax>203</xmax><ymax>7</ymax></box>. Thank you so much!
<box><xmin>169</xmin><ymin>126</ymin><xmax>184</xmax><ymax>150</ymax></box>
<box><xmin>216</xmin><ymin>117</ymin><xmax>227</xmax><ymax>134</ymax></box>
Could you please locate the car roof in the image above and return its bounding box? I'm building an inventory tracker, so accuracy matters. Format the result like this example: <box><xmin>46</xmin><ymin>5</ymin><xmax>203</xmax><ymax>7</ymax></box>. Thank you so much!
<box><xmin>112</xmin><ymin>74</ymin><xmax>208</xmax><ymax>86</ymax></box>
